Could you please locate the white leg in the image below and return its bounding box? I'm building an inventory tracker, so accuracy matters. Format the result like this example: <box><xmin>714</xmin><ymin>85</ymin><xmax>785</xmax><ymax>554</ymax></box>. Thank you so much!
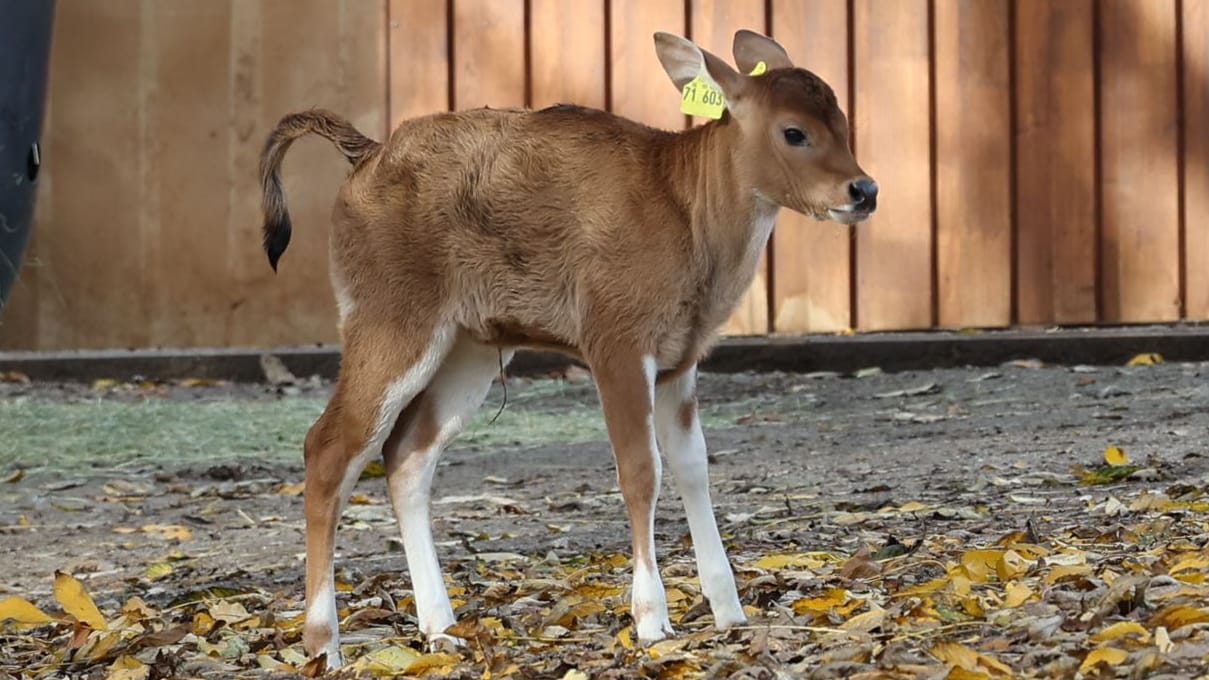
<box><xmin>383</xmin><ymin>334</ymin><xmax>511</xmax><ymax>646</ymax></box>
<box><xmin>302</xmin><ymin>325</ymin><xmax>456</xmax><ymax>669</ymax></box>
<box><xmin>654</xmin><ymin>365</ymin><xmax>745</xmax><ymax>629</ymax></box>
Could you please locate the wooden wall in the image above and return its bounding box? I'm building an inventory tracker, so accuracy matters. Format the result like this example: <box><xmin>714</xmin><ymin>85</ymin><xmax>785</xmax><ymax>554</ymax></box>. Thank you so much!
<box><xmin>1</xmin><ymin>0</ymin><xmax>1205</xmax><ymax>350</ymax></box>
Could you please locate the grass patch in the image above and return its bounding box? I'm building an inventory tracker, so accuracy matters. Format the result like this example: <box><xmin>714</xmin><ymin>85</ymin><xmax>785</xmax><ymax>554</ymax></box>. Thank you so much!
<box><xmin>0</xmin><ymin>388</ymin><xmax>745</xmax><ymax>473</ymax></box>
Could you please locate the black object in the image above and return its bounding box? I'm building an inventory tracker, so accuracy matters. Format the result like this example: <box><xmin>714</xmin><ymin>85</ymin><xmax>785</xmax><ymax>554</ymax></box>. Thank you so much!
<box><xmin>0</xmin><ymin>1</ymin><xmax>56</xmax><ymax>313</ymax></box>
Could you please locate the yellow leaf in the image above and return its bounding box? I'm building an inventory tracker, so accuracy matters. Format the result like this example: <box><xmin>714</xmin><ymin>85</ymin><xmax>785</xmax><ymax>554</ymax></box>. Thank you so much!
<box><xmin>617</xmin><ymin>627</ymin><xmax>634</xmax><ymax>650</ymax></box>
<box><xmin>145</xmin><ymin>563</ymin><xmax>173</xmax><ymax>581</ymax></box>
<box><xmin>1044</xmin><ymin>564</ymin><xmax>1092</xmax><ymax>585</ymax></box>
<box><xmin>791</xmin><ymin>588</ymin><xmax>849</xmax><ymax>615</ymax></box>
<box><xmin>1126</xmin><ymin>352</ymin><xmax>1163</xmax><ymax>367</ymax></box>
<box><xmin>192</xmin><ymin>611</ymin><xmax>216</xmax><ymax>636</ymax></box>
<box><xmin>257</xmin><ymin>654</ymin><xmax>295</xmax><ymax>671</ymax></box>
<box><xmin>105</xmin><ymin>655</ymin><xmax>149</xmax><ymax>680</ymax></box>
<box><xmin>405</xmin><ymin>652</ymin><xmax>459</xmax><ymax>674</ymax></box>
<box><xmin>1104</xmin><ymin>446</ymin><xmax>1131</xmax><ymax>466</ymax></box>
<box><xmin>1092</xmin><ymin>620</ymin><xmax>1150</xmax><ymax>644</ymax></box>
<box><xmin>355</xmin><ymin>645</ymin><xmax>420</xmax><ymax>674</ymax></box>
<box><xmin>5</xmin><ymin>469</ymin><xmax>25</xmax><ymax>484</ymax></box>
<box><xmin>933</xmin><ymin>641</ymin><xmax>979</xmax><ymax>669</ymax></box>
<box><xmin>563</xmin><ymin>671</ymin><xmax>590</xmax><ymax>680</ymax></box>
<box><xmin>348</xmin><ymin>493</ymin><xmax>372</xmax><ymax>505</ymax></box>
<box><xmin>140</xmin><ymin>524</ymin><xmax>192</xmax><ymax>541</ymax></box>
<box><xmin>897</xmin><ymin>576</ymin><xmax>948</xmax><ymax>597</ymax></box>
<box><xmin>0</xmin><ymin>596</ymin><xmax>54</xmax><ymax>625</ymax></box>
<box><xmin>54</xmin><ymin>571</ymin><xmax>107</xmax><ymax>630</ymax></box>
<box><xmin>93</xmin><ymin>378</ymin><xmax>121</xmax><ymax>390</ymax></box>
<box><xmin>278</xmin><ymin>481</ymin><xmax>305</xmax><ymax>496</ymax></box>
<box><xmin>1003</xmin><ymin>582</ymin><xmax>1034</xmax><ymax>608</ymax></box>
<box><xmin>897</xmin><ymin>501</ymin><xmax>929</xmax><ymax>513</ymax></box>
<box><xmin>842</xmin><ymin>608</ymin><xmax>885</xmax><ymax>632</ymax></box>
<box><xmin>1148</xmin><ymin>604</ymin><xmax>1209</xmax><ymax>631</ymax></box>
<box><xmin>753</xmin><ymin>552</ymin><xmax>835</xmax><ymax>570</ymax></box>
<box><xmin>945</xmin><ymin>669</ymin><xmax>990</xmax><ymax>680</ymax></box>
<box><xmin>960</xmin><ymin>550</ymin><xmax>1004</xmax><ymax>584</ymax></box>
<box><xmin>996</xmin><ymin>550</ymin><xmax>1029</xmax><ymax>580</ymax></box>
<box><xmin>1167</xmin><ymin>552</ymin><xmax>1209</xmax><ymax>575</ymax></box>
<box><xmin>932</xmin><ymin>642</ymin><xmax>1011</xmax><ymax>676</ymax></box>
<box><xmin>1080</xmin><ymin>647</ymin><xmax>1128</xmax><ymax>673</ymax></box>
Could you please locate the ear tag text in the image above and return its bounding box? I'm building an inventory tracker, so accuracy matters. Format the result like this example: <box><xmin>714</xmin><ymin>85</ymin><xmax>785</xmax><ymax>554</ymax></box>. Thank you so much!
<box><xmin>679</xmin><ymin>61</ymin><xmax>770</xmax><ymax>120</ymax></box>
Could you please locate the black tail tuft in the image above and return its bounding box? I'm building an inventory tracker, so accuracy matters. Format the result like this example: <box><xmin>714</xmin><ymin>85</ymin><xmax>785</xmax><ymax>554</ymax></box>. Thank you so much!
<box><xmin>257</xmin><ymin>109</ymin><xmax>380</xmax><ymax>272</ymax></box>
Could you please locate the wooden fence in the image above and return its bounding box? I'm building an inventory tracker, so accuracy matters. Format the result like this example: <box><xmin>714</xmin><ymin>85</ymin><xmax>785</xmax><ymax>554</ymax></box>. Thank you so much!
<box><xmin>1</xmin><ymin>0</ymin><xmax>1206</xmax><ymax>351</ymax></box>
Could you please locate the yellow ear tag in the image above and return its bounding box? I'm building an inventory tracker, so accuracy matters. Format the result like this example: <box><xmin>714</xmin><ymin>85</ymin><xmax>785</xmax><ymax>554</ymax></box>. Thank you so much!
<box><xmin>680</xmin><ymin>62</ymin><xmax>769</xmax><ymax>119</ymax></box>
<box><xmin>680</xmin><ymin>71</ymin><xmax>726</xmax><ymax>119</ymax></box>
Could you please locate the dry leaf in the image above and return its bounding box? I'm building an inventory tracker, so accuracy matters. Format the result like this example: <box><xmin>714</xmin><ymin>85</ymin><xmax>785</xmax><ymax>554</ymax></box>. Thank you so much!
<box><xmin>4</xmin><ymin>469</ymin><xmax>25</xmax><ymax>484</ymax></box>
<box><xmin>1092</xmin><ymin>621</ymin><xmax>1150</xmax><ymax>644</ymax></box>
<box><xmin>1103</xmin><ymin>445</ymin><xmax>1131</xmax><ymax>466</ymax></box>
<box><xmin>105</xmin><ymin>655</ymin><xmax>149</xmax><ymax>680</ymax></box>
<box><xmin>0</xmin><ymin>596</ymin><xmax>54</xmax><ymax>624</ymax></box>
<box><xmin>1155</xmin><ymin>626</ymin><xmax>1173</xmax><ymax>654</ymax></box>
<box><xmin>1079</xmin><ymin>647</ymin><xmax>1128</xmax><ymax>673</ymax></box>
<box><xmin>54</xmin><ymin>571</ymin><xmax>107</xmax><ymax>630</ymax></box>
<box><xmin>1125</xmin><ymin>352</ymin><xmax>1163</xmax><ymax>367</ymax></box>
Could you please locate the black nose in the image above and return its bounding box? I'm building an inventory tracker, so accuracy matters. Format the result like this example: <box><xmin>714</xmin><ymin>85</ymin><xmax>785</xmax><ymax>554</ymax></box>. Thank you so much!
<box><xmin>848</xmin><ymin>178</ymin><xmax>879</xmax><ymax>208</ymax></box>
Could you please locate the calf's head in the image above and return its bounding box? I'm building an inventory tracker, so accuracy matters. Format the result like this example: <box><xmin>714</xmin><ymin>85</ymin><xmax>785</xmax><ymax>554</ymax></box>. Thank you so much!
<box><xmin>655</xmin><ymin>30</ymin><xmax>877</xmax><ymax>225</ymax></box>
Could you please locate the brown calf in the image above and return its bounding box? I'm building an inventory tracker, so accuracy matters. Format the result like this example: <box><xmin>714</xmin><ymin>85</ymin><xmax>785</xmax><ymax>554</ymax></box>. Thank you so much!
<box><xmin>259</xmin><ymin>29</ymin><xmax>875</xmax><ymax>669</ymax></box>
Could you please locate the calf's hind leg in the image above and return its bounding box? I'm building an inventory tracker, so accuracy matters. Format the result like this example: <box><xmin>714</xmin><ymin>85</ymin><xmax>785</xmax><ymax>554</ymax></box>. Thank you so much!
<box><xmin>301</xmin><ymin>322</ymin><xmax>455</xmax><ymax>668</ymax></box>
<box><xmin>382</xmin><ymin>334</ymin><xmax>513</xmax><ymax>646</ymax></box>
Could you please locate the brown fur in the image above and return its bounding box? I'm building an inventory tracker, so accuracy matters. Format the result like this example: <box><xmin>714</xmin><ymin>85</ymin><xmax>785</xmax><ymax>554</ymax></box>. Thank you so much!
<box><xmin>258</xmin><ymin>30</ymin><xmax>874</xmax><ymax>664</ymax></box>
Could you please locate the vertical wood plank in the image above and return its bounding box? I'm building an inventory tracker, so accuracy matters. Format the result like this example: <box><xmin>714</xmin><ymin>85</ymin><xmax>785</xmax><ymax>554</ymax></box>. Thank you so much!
<box><xmin>1184</xmin><ymin>0</ymin><xmax>1209</xmax><ymax>319</ymax></box>
<box><xmin>226</xmin><ymin>0</ymin><xmax>387</xmax><ymax>348</ymax></box>
<box><xmin>852</xmin><ymin>0</ymin><xmax>932</xmax><ymax>330</ymax></box>
<box><xmin>610</xmin><ymin>0</ymin><xmax>686</xmax><ymax>130</ymax></box>
<box><xmin>146</xmin><ymin>1</ymin><xmax>233</xmax><ymax>346</ymax></box>
<box><xmin>0</xmin><ymin>0</ymin><xmax>148</xmax><ymax>349</ymax></box>
<box><xmin>934</xmin><ymin>0</ymin><xmax>1011</xmax><ymax>328</ymax></box>
<box><xmin>1099</xmin><ymin>0</ymin><xmax>1180</xmax><ymax>322</ymax></box>
<box><xmin>691</xmin><ymin>0</ymin><xmax>769</xmax><ymax>335</ymax></box>
<box><xmin>452</xmin><ymin>0</ymin><xmax>526</xmax><ymax>109</ymax></box>
<box><xmin>770</xmin><ymin>0</ymin><xmax>853</xmax><ymax>333</ymax></box>
<box><xmin>389</xmin><ymin>0</ymin><xmax>449</xmax><ymax>124</ymax></box>
<box><xmin>1014</xmin><ymin>0</ymin><xmax>1097</xmax><ymax>325</ymax></box>
<box><xmin>530</xmin><ymin>0</ymin><xmax>606</xmax><ymax>110</ymax></box>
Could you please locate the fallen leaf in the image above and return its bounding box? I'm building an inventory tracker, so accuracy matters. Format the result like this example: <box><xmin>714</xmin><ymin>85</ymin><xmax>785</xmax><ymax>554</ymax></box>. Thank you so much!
<box><xmin>1125</xmin><ymin>352</ymin><xmax>1163</xmax><ymax>367</ymax></box>
<box><xmin>1</xmin><ymin>370</ymin><xmax>31</xmax><ymax>383</ymax></box>
<box><xmin>54</xmin><ymin>571</ymin><xmax>107</xmax><ymax>630</ymax></box>
<box><xmin>1079</xmin><ymin>647</ymin><xmax>1127</xmax><ymax>673</ymax></box>
<box><xmin>1148</xmin><ymin>604</ymin><xmax>1209</xmax><ymax>631</ymax></box>
<box><xmin>140</xmin><ymin>524</ymin><xmax>192</xmax><ymax>541</ymax></box>
<box><xmin>4</xmin><ymin>469</ymin><xmax>25</xmax><ymax>484</ymax></box>
<box><xmin>1002</xmin><ymin>582</ymin><xmax>1034</xmax><ymax>608</ymax></box>
<box><xmin>278</xmin><ymin>481</ymin><xmax>305</xmax><ymax>496</ymax></box>
<box><xmin>754</xmin><ymin>552</ymin><xmax>834</xmax><ymax>570</ymax></box>
<box><xmin>1103</xmin><ymin>445</ymin><xmax>1131</xmax><ymax>466</ymax></box>
<box><xmin>791</xmin><ymin>589</ymin><xmax>849</xmax><ymax>615</ymax></box>
<box><xmin>0</xmin><ymin>596</ymin><xmax>54</xmax><ymax>624</ymax></box>
<box><xmin>1092</xmin><ymin>620</ymin><xmax>1150</xmax><ymax>644</ymax></box>
<box><xmin>1155</xmin><ymin>626</ymin><xmax>1172</xmax><ymax>653</ymax></box>
<box><xmin>105</xmin><ymin>655</ymin><xmax>149</xmax><ymax>680</ymax></box>
<box><xmin>841</xmin><ymin>547</ymin><xmax>882</xmax><ymax>579</ymax></box>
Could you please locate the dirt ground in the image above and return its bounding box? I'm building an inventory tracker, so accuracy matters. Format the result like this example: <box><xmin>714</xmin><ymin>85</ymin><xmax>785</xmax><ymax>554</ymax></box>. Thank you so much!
<box><xmin>2</xmin><ymin>357</ymin><xmax>1208</xmax><ymax>678</ymax></box>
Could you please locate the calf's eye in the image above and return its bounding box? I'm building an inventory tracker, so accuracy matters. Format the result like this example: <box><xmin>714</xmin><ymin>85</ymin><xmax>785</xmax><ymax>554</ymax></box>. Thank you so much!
<box><xmin>783</xmin><ymin>127</ymin><xmax>808</xmax><ymax>146</ymax></box>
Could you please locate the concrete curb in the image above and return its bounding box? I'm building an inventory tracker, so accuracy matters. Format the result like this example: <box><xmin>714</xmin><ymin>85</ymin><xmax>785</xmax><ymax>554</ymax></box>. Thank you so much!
<box><xmin>2</xmin><ymin>324</ymin><xmax>1208</xmax><ymax>383</ymax></box>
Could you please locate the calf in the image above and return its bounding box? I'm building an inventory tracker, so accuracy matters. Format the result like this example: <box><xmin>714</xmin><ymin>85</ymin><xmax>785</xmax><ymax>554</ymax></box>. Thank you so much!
<box><xmin>259</xmin><ymin>29</ymin><xmax>875</xmax><ymax>668</ymax></box>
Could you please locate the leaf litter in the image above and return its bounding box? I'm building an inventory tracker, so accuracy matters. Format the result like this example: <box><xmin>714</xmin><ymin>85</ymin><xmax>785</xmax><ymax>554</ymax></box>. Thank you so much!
<box><xmin>3</xmin><ymin>360</ymin><xmax>1209</xmax><ymax>677</ymax></box>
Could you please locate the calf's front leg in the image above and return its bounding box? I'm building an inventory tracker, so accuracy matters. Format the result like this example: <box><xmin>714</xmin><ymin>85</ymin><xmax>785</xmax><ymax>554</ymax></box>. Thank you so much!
<box><xmin>654</xmin><ymin>365</ymin><xmax>746</xmax><ymax>629</ymax></box>
<box><xmin>591</xmin><ymin>353</ymin><xmax>674</xmax><ymax>642</ymax></box>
